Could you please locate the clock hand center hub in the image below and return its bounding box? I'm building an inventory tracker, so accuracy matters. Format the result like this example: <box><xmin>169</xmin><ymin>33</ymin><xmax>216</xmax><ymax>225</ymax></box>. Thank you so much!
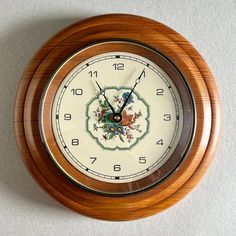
<box><xmin>110</xmin><ymin>113</ymin><xmax>122</xmax><ymax>123</ymax></box>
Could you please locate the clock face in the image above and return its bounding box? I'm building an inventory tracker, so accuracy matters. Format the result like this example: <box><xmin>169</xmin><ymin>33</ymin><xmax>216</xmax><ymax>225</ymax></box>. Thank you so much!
<box><xmin>40</xmin><ymin>41</ymin><xmax>194</xmax><ymax>194</ymax></box>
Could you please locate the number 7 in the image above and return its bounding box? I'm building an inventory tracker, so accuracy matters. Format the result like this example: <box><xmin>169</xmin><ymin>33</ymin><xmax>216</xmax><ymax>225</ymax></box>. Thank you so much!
<box><xmin>90</xmin><ymin>157</ymin><xmax>97</xmax><ymax>164</ymax></box>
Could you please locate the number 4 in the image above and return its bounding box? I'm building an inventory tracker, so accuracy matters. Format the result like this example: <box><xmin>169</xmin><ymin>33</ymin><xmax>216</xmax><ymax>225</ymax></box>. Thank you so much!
<box><xmin>156</xmin><ymin>139</ymin><xmax>164</xmax><ymax>145</ymax></box>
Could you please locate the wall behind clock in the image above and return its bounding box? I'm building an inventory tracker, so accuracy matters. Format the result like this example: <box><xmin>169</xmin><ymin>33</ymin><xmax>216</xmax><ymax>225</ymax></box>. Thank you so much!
<box><xmin>0</xmin><ymin>0</ymin><xmax>235</xmax><ymax>235</ymax></box>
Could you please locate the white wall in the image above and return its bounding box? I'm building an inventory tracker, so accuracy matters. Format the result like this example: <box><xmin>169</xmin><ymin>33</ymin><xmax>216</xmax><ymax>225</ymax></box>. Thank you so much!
<box><xmin>0</xmin><ymin>0</ymin><xmax>235</xmax><ymax>235</ymax></box>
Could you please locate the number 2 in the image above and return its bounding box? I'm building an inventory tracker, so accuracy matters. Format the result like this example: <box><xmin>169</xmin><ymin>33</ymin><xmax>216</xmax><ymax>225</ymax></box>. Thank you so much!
<box><xmin>156</xmin><ymin>89</ymin><xmax>164</xmax><ymax>95</ymax></box>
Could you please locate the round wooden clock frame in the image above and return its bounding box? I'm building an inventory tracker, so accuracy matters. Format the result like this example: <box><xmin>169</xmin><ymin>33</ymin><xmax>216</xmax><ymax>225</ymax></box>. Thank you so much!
<box><xmin>14</xmin><ymin>14</ymin><xmax>221</xmax><ymax>221</ymax></box>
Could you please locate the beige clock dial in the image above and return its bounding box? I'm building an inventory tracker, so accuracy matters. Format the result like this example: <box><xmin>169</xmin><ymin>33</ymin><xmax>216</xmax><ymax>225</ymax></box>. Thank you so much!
<box><xmin>40</xmin><ymin>45</ymin><xmax>186</xmax><ymax>189</ymax></box>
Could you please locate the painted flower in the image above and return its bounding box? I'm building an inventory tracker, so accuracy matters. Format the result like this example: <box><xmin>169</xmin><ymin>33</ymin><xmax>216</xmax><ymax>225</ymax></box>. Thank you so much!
<box><xmin>88</xmin><ymin>88</ymin><xmax>146</xmax><ymax>146</ymax></box>
<box><xmin>121</xmin><ymin>110</ymin><xmax>134</xmax><ymax>128</ymax></box>
<box><xmin>115</xmin><ymin>124</ymin><xmax>125</xmax><ymax>135</ymax></box>
<box><xmin>122</xmin><ymin>92</ymin><xmax>134</xmax><ymax>105</ymax></box>
<box><xmin>107</xmin><ymin>124</ymin><xmax>116</xmax><ymax>134</ymax></box>
<box><xmin>106</xmin><ymin>123</ymin><xmax>125</xmax><ymax>135</ymax></box>
<box><xmin>105</xmin><ymin>112</ymin><xmax>114</xmax><ymax>124</ymax></box>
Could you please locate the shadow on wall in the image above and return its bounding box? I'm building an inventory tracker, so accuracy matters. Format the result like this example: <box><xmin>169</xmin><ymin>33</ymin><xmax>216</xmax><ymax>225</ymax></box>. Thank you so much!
<box><xmin>0</xmin><ymin>15</ymin><xmax>89</xmax><ymax>210</ymax></box>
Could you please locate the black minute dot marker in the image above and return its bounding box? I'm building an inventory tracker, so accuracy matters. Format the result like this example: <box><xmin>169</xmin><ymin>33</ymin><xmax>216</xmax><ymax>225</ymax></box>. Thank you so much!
<box><xmin>115</xmin><ymin>55</ymin><xmax>120</xmax><ymax>58</ymax></box>
<box><xmin>56</xmin><ymin>115</ymin><xmax>59</xmax><ymax>119</ymax></box>
<box><xmin>115</xmin><ymin>176</ymin><xmax>120</xmax><ymax>179</ymax></box>
<box><xmin>63</xmin><ymin>146</ymin><xmax>67</xmax><ymax>149</ymax></box>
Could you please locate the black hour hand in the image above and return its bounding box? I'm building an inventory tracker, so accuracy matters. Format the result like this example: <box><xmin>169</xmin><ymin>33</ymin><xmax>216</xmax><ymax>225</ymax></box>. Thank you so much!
<box><xmin>95</xmin><ymin>81</ymin><xmax>116</xmax><ymax>114</ymax></box>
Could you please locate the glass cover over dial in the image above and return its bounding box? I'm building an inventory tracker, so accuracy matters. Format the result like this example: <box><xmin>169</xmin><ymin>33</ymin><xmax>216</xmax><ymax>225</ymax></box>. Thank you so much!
<box><xmin>40</xmin><ymin>42</ymin><xmax>194</xmax><ymax>194</ymax></box>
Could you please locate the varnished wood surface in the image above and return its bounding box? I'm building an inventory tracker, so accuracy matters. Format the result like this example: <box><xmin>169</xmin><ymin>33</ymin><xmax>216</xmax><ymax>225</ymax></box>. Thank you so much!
<box><xmin>14</xmin><ymin>14</ymin><xmax>221</xmax><ymax>221</ymax></box>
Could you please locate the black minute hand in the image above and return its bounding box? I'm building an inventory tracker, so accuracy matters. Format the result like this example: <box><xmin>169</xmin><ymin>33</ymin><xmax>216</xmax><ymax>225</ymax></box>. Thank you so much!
<box><xmin>95</xmin><ymin>81</ymin><xmax>116</xmax><ymax>114</ymax></box>
<box><xmin>119</xmin><ymin>69</ymin><xmax>145</xmax><ymax>114</ymax></box>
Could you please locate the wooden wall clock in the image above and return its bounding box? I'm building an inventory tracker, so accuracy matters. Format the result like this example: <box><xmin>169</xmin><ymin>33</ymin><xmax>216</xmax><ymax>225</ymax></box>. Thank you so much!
<box><xmin>14</xmin><ymin>14</ymin><xmax>221</xmax><ymax>221</ymax></box>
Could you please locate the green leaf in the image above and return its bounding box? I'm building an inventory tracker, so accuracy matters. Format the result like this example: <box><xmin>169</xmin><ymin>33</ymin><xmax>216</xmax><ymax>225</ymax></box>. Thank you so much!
<box><xmin>104</xmin><ymin>100</ymin><xmax>108</xmax><ymax>106</ymax></box>
<box><xmin>102</xmin><ymin>126</ymin><xmax>108</xmax><ymax>132</ymax></box>
<box><xmin>98</xmin><ymin>116</ymin><xmax>103</xmax><ymax>123</ymax></box>
<box><xmin>119</xmin><ymin>135</ymin><xmax>124</xmax><ymax>142</ymax></box>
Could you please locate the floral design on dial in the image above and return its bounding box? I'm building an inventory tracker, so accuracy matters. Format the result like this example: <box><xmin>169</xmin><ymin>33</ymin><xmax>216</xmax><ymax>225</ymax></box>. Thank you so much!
<box><xmin>86</xmin><ymin>87</ymin><xmax>149</xmax><ymax>150</ymax></box>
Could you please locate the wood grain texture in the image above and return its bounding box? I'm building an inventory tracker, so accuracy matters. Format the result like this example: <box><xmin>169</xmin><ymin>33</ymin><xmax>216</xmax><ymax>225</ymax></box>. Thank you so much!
<box><xmin>14</xmin><ymin>14</ymin><xmax>221</xmax><ymax>221</ymax></box>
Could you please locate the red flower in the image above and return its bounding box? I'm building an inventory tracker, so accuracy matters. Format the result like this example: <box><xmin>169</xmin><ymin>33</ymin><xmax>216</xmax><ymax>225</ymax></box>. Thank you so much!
<box><xmin>121</xmin><ymin>110</ymin><xmax>134</xmax><ymax>129</ymax></box>
<box><xmin>101</xmin><ymin>110</ymin><xmax>105</xmax><ymax>116</ymax></box>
